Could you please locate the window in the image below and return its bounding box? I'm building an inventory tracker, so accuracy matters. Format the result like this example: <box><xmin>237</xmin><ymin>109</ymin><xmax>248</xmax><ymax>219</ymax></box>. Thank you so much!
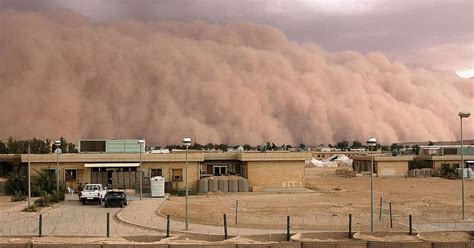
<box><xmin>213</xmin><ymin>165</ymin><xmax>227</xmax><ymax>176</ymax></box>
<box><xmin>151</xmin><ymin>168</ymin><xmax>162</xmax><ymax>177</ymax></box>
<box><xmin>172</xmin><ymin>169</ymin><xmax>183</xmax><ymax>181</ymax></box>
<box><xmin>65</xmin><ymin>169</ymin><xmax>77</xmax><ymax>182</ymax></box>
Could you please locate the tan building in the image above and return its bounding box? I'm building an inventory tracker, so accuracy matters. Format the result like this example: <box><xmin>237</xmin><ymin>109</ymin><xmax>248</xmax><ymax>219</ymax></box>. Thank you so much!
<box><xmin>20</xmin><ymin>152</ymin><xmax>311</xmax><ymax>192</ymax></box>
<box><xmin>351</xmin><ymin>155</ymin><xmax>415</xmax><ymax>176</ymax></box>
<box><xmin>414</xmin><ymin>155</ymin><xmax>474</xmax><ymax>171</ymax></box>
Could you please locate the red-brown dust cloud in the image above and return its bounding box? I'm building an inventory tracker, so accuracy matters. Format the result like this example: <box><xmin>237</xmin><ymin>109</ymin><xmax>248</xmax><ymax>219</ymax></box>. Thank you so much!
<box><xmin>0</xmin><ymin>10</ymin><xmax>472</xmax><ymax>145</ymax></box>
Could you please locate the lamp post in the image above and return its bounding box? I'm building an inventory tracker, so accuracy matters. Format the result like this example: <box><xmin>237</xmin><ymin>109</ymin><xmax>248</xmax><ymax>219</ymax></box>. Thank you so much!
<box><xmin>367</xmin><ymin>137</ymin><xmax>377</xmax><ymax>232</ymax></box>
<box><xmin>27</xmin><ymin>142</ymin><xmax>31</xmax><ymax>208</ymax></box>
<box><xmin>182</xmin><ymin>137</ymin><xmax>192</xmax><ymax>231</ymax></box>
<box><xmin>459</xmin><ymin>111</ymin><xmax>470</xmax><ymax>220</ymax></box>
<box><xmin>138</xmin><ymin>139</ymin><xmax>145</xmax><ymax>201</ymax></box>
<box><xmin>54</xmin><ymin>140</ymin><xmax>61</xmax><ymax>191</ymax></box>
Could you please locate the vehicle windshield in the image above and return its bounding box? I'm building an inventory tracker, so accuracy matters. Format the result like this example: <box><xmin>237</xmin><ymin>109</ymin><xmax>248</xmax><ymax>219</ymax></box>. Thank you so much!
<box><xmin>84</xmin><ymin>185</ymin><xmax>99</xmax><ymax>191</ymax></box>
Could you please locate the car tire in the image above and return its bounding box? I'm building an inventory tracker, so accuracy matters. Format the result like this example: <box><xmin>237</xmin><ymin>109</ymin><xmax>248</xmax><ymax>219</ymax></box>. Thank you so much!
<box><xmin>120</xmin><ymin>201</ymin><xmax>124</xmax><ymax>208</ymax></box>
<box><xmin>124</xmin><ymin>199</ymin><xmax>128</xmax><ymax>206</ymax></box>
<box><xmin>81</xmin><ymin>199</ymin><xmax>86</xmax><ymax>205</ymax></box>
<box><xmin>105</xmin><ymin>201</ymin><xmax>108</xmax><ymax>208</ymax></box>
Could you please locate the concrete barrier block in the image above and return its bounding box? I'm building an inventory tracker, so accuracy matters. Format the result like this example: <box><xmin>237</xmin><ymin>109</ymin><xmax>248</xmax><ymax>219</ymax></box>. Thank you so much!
<box><xmin>104</xmin><ymin>244</ymin><xmax>169</xmax><ymax>248</ymax></box>
<box><xmin>272</xmin><ymin>242</ymin><xmax>301</xmax><ymax>248</ymax></box>
<box><xmin>237</xmin><ymin>244</ymin><xmax>272</xmax><ymax>248</ymax></box>
<box><xmin>0</xmin><ymin>244</ymin><xmax>30</xmax><ymax>248</ymax></box>
<box><xmin>302</xmin><ymin>241</ymin><xmax>367</xmax><ymax>248</ymax></box>
<box><xmin>432</xmin><ymin>242</ymin><xmax>468</xmax><ymax>248</ymax></box>
<box><xmin>170</xmin><ymin>244</ymin><xmax>236</xmax><ymax>248</ymax></box>
<box><xmin>401</xmin><ymin>242</ymin><xmax>432</xmax><ymax>248</ymax></box>
<box><xmin>367</xmin><ymin>242</ymin><xmax>400</xmax><ymax>248</ymax></box>
<box><xmin>32</xmin><ymin>244</ymin><xmax>102</xmax><ymax>248</ymax></box>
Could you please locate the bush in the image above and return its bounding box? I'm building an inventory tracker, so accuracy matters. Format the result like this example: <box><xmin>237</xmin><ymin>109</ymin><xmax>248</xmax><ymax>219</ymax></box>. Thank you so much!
<box><xmin>34</xmin><ymin>194</ymin><xmax>52</xmax><ymax>207</ymax></box>
<box><xmin>440</xmin><ymin>164</ymin><xmax>457</xmax><ymax>178</ymax></box>
<box><xmin>23</xmin><ymin>205</ymin><xmax>38</xmax><ymax>212</ymax></box>
<box><xmin>5</xmin><ymin>172</ymin><xmax>27</xmax><ymax>196</ymax></box>
<box><xmin>171</xmin><ymin>189</ymin><xmax>196</xmax><ymax>196</ymax></box>
<box><xmin>31</xmin><ymin>185</ymin><xmax>47</xmax><ymax>197</ymax></box>
<box><xmin>51</xmin><ymin>189</ymin><xmax>65</xmax><ymax>203</ymax></box>
<box><xmin>10</xmin><ymin>190</ymin><xmax>26</xmax><ymax>202</ymax></box>
<box><xmin>33</xmin><ymin>169</ymin><xmax>57</xmax><ymax>194</ymax></box>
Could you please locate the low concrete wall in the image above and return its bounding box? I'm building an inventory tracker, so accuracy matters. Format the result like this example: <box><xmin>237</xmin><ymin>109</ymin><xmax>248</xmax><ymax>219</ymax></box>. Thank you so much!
<box><xmin>1</xmin><ymin>235</ymin><xmax>473</xmax><ymax>248</ymax></box>
<box><xmin>367</xmin><ymin>241</ymin><xmax>431</xmax><ymax>248</ymax></box>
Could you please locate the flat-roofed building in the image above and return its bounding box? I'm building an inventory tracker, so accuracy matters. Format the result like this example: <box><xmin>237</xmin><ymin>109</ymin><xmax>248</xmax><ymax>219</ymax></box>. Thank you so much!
<box><xmin>20</xmin><ymin>151</ymin><xmax>311</xmax><ymax>192</ymax></box>
<box><xmin>351</xmin><ymin>155</ymin><xmax>415</xmax><ymax>176</ymax></box>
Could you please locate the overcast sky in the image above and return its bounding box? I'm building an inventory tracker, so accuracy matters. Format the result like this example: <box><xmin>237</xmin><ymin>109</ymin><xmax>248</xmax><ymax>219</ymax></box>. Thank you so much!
<box><xmin>1</xmin><ymin>0</ymin><xmax>473</xmax><ymax>76</ymax></box>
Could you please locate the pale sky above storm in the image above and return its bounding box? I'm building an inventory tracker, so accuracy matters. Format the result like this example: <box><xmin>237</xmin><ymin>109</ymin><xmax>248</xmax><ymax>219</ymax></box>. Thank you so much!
<box><xmin>0</xmin><ymin>0</ymin><xmax>472</xmax><ymax>145</ymax></box>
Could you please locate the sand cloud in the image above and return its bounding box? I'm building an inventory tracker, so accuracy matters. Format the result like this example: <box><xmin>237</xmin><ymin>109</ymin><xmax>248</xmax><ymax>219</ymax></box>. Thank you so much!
<box><xmin>0</xmin><ymin>10</ymin><xmax>472</xmax><ymax>145</ymax></box>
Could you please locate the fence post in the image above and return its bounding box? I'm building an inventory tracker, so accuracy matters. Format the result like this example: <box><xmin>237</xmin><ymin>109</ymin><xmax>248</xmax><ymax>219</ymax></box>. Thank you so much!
<box><xmin>287</xmin><ymin>216</ymin><xmax>291</xmax><ymax>241</ymax></box>
<box><xmin>389</xmin><ymin>202</ymin><xmax>393</xmax><ymax>228</ymax></box>
<box><xmin>235</xmin><ymin>200</ymin><xmax>238</xmax><ymax>225</ymax></box>
<box><xmin>166</xmin><ymin>215</ymin><xmax>170</xmax><ymax>237</ymax></box>
<box><xmin>223</xmin><ymin>214</ymin><xmax>228</xmax><ymax>239</ymax></box>
<box><xmin>379</xmin><ymin>196</ymin><xmax>382</xmax><ymax>220</ymax></box>
<box><xmin>38</xmin><ymin>214</ymin><xmax>42</xmax><ymax>237</ymax></box>
<box><xmin>348</xmin><ymin>214</ymin><xmax>352</xmax><ymax>239</ymax></box>
<box><xmin>106</xmin><ymin>213</ymin><xmax>110</xmax><ymax>237</ymax></box>
<box><xmin>409</xmin><ymin>215</ymin><xmax>412</xmax><ymax>235</ymax></box>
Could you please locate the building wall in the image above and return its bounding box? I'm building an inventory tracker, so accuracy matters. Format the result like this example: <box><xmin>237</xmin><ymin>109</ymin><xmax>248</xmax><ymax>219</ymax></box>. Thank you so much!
<box><xmin>141</xmin><ymin>161</ymin><xmax>199</xmax><ymax>191</ymax></box>
<box><xmin>246</xmin><ymin>161</ymin><xmax>304</xmax><ymax>190</ymax></box>
<box><xmin>376</xmin><ymin>161</ymin><xmax>409</xmax><ymax>176</ymax></box>
<box><xmin>433</xmin><ymin>160</ymin><xmax>461</xmax><ymax>171</ymax></box>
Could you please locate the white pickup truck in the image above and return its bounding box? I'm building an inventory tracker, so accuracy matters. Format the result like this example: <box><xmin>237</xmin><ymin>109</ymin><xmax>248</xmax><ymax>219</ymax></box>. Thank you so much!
<box><xmin>79</xmin><ymin>184</ymin><xmax>106</xmax><ymax>205</ymax></box>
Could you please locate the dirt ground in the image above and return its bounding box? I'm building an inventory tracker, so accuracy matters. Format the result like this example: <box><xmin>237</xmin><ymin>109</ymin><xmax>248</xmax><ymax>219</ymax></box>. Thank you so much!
<box><xmin>160</xmin><ymin>168</ymin><xmax>474</xmax><ymax>231</ymax></box>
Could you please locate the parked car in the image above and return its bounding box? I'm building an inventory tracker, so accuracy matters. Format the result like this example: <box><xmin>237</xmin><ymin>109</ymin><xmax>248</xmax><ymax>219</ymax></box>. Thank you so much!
<box><xmin>78</xmin><ymin>184</ymin><xmax>106</xmax><ymax>205</ymax></box>
<box><xmin>104</xmin><ymin>189</ymin><xmax>127</xmax><ymax>208</ymax></box>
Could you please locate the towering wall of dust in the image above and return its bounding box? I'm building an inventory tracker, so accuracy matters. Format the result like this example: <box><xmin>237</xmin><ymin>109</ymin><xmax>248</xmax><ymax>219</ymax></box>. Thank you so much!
<box><xmin>0</xmin><ymin>10</ymin><xmax>472</xmax><ymax>145</ymax></box>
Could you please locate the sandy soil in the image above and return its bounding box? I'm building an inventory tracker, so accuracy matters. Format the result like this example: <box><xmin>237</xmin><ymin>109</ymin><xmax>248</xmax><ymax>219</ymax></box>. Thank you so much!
<box><xmin>160</xmin><ymin>168</ymin><xmax>474</xmax><ymax>231</ymax></box>
<box><xmin>417</xmin><ymin>232</ymin><xmax>473</xmax><ymax>242</ymax></box>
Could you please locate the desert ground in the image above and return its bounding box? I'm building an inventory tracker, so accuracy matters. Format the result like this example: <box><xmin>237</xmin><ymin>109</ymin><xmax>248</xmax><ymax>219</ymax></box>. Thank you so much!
<box><xmin>160</xmin><ymin>168</ymin><xmax>474</xmax><ymax>232</ymax></box>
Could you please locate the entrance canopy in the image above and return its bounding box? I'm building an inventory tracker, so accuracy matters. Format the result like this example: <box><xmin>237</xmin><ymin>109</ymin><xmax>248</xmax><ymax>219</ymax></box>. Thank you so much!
<box><xmin>85</xmin><ymin>163</ymin><xmax>139</xmax><ymax>168</ymax></box>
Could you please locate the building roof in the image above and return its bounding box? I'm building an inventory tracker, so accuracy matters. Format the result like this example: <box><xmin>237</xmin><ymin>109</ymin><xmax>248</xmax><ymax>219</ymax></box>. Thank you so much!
<box><xmin>351</xmin><ymin>155</ymin><xmax>415</xmax><ymax>162</ymax></box>
<box><xmin>20</xmin><ymin>151</ymin><xmax>312</xmax><ymax>163</ymax></box>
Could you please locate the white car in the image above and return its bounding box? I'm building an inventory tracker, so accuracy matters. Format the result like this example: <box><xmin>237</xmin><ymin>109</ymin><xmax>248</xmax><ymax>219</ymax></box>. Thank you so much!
<box><xmin>79</xmin><ymin>184</ymin><xmax>106</xmax><ymax>205</ymax></box>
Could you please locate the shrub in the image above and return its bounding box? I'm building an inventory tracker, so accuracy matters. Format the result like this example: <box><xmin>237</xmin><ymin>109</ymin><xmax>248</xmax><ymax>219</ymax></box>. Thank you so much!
<box><xmin>34</xmin><ymin>194</ymin><xmax>52</xmax><ymax>207</ymax></box>
<box><xmin>10</xmin><ymin>190</ymin><xmax>26</xmax><ymax>202</ymax></box>
<box><xmin>5</xmin><ymin>172</ymin><xmax>27</xmax><ymax>196</ymax></box>
<box><xmin>23</xmin><ymin>205</ymin><xmax>38</xmax><ymax>212</ymax></box>
<box><xmin>51</xmin><ymin>189</ymin><xmax>65</xmax><ymax>203</ymax></box>
<box><xmin>33</xmin><ymin>169</ymin><xmax>57</xmax><ymax>194</ymax></box>
<box><xmin>440</xmin><ymin>164</ymin><xmax>457</xmax><ymax>178</ymax></box>
<box><xmin>171</xmin><ymin>189</ymin><xmax>196</xmax><ymax>196</ymax></box>
<box><xmin>31</xmin><ymin>185</ymin><xmax>47</xmax><ymax>197</ymax></box>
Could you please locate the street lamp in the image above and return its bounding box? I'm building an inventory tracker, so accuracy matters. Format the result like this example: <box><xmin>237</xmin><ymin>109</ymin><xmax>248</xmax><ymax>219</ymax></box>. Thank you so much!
<box><xmin>27</xmin><ymin>142</ymin><xmax>31</xmax><ymax>208</ymax></box>
<box><xmin>459</xmin><ymin>111</ymin><xmax>470</xmax><ymax>220</ymax></box>
<box><xmin>182</xmin><ymin>137</ymin><xmax>192</xmax><ymax>231</ymax></box>
<box><xmin>54</xmin><ymin>140</ymin><xmax>61</xmax><ymax>191</ymax></box>
<box><xmin>366</xmin><ymin>137</ymin><xmax>377</xmax><ymax>232</ymax></box>
<box><xmin>138</xmin><ymin>139</ymin><xmax>145</xmax><ymax>201</ymax></box>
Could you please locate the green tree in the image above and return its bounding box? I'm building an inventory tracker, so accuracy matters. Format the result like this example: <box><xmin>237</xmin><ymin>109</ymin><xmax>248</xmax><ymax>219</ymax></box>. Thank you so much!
<box><xmin>0</xmin><ymin>142</ymin><xmax>7</xmax><ymax>153</ymax></box>
<box><xmin>218</xmin><ymin>144</ymin><xmax>228</xmax><ymax>152</ymax></box>
<box><xmin>351</xmin><ymin>140</ymin><xmax>363</xmax><ymax>149</ymax></box>
<box><xmin>299</xmin><ymin>143</ymin><xmax>306</xmax><ymax>150</ymax></box>
<box><xmin>412</xmin><ymin>144</ymin><xmax>420</xmax><ymax>155</ymax></box>
<box><xmin>243</xmin><ymin>144</ymin><xmax>252</xmax><ymax>151</ymax></box>
<box><xmin>336</xmin><ymin>141</ymin><xmax>349</xmax><ymax>151</ymax></box>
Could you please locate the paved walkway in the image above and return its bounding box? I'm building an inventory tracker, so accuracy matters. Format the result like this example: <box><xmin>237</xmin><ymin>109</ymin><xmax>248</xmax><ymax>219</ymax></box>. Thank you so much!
<box><xmin>116</xmin><ymin>198</ymin><xmax>288</xmax><ymax>235</ymax></box>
